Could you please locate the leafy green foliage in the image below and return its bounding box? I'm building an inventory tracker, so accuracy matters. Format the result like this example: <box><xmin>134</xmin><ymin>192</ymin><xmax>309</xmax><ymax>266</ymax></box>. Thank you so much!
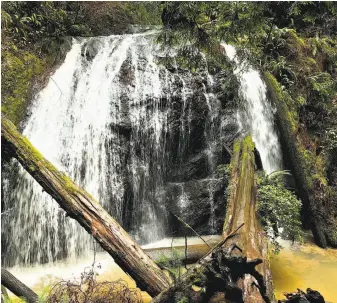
<box><xmin>177</xmin><ymin>296</ymin><xmax>189</xmax><ymax>303</ymax></box>
<box><xmin>1</xmin><ymin>2</ymin><xmax>91</xmax><ymax>48</ymax></box>
<box><xmin>159</xmin><ymin>1</ymin><xmax>268</xmax><ymax>60</ymax></box>
<box><xmin>324</xmin><ymin>127</ymin><xmax>337</xmax><ymax>151</ymax></box>
<box><xmin>257</xmin><ymin>171</ymin><xmax>303</xmax><ymax>253</ymax></box>
<box><xmin>121</xmin><ymin>2</ymin><xmax>162</xmax><ymax>25</ymax></box>
<box><xmin>216</xmin><ymin>164</ymin><xmax>230</xmax><ymax>178</ymax></box>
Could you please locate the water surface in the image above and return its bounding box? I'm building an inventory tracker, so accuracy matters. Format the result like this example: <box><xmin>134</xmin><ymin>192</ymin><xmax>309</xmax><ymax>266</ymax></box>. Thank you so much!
<box><xmin>271</xmin><ymin>241</ymin><xmax>337</xmax><ymax>302</ymax></box>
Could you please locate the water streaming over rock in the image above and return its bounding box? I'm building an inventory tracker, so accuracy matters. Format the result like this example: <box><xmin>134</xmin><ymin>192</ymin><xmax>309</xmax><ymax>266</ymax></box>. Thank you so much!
<box><xmin>2</xmin><ymin>32</ymin><xmax>235</xmax><ymax>267</ymax></box>
<box><xmin>222</xmin><ymin>44</ymin><xmax>283</xmax><ymax>174</ymax></box>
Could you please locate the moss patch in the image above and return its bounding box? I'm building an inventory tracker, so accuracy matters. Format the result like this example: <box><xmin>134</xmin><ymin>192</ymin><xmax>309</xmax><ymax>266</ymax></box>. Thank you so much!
<box><xmin>1</xmin><ymin>43</ymin><xmax>46</xmax><ymax>126</ymax></box>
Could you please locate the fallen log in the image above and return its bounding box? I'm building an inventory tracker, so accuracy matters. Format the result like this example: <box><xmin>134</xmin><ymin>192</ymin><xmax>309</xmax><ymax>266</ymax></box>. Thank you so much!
<box><xmin>222</xmin><ymin>136</ymin><xmax>273</xmax><ymax>302</ymax></box>
<box><xmin>1</xmin><ymin>268</ymin><xmax>38</xmax><ymax>303</ymax></box>
<box><xmin>1</xmin><ymin>115</ymin><xmax>170</xmax><ymax>297</ymax></box>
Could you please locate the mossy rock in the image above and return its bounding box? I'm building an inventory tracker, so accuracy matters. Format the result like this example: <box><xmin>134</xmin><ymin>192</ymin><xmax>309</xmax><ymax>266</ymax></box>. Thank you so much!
<box><xmin>1</xmin><ymin>44</ymin><xmax>45</xmax><ymax>126</ymax></box>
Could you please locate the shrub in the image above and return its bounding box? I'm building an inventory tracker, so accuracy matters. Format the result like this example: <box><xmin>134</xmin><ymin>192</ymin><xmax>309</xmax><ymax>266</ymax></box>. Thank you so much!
<box><xmin>257</xmin><ymin>170</ymin><xmax>303</xmax><ymax>253</ymax></box>
<box><xmin>46</xmin><ymin>266</ymin><xmax>142</xmax><ymax>303</ymax></box>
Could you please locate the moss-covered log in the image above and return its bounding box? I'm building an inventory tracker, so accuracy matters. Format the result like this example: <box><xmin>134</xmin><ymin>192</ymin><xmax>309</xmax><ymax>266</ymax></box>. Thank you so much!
<box><xmin>223</xmin><ymin>136</ymin><xmax>273</xmax><ymax>303</ymax></box>
<box><xmin>1</xmin><ymin>115</ymin><xmax>170</xmax><ymax>297</ymax></box>
<box><xmin>264</xmin><ymin>72</ymin><xmax>336</xmax><ymax>248</ymax></box>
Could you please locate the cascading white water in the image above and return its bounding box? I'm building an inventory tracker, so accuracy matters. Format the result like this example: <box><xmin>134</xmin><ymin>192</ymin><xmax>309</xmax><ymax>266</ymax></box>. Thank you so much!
<box><xmin>222</xmin><ymin>44</ymin><xmax>283</xmax><ymax>174</ymax></box>
<box><xmin>203</xmin><ymin>74</ymin><xmax>222</xmax><ymax>233</ymax></box>
<box><xmin>4</xmin><ymin>35</ymin><xmax>279</xmax><ymax>268</ymax></box>
<box><xmin>3</xmin><ymin>31</ymin><xmax>226</xmax><ymax>267</ymax></box>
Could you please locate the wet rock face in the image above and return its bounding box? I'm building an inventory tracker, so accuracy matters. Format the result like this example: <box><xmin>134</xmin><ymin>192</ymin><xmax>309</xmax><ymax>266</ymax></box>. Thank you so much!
<box><xmin>81</xmin><ymin>38</ymin><xmax>103</xmax><ymax>61</ymax></box>
<box><xmin>96</xmin><ymin>38</ymin><xmax>239</xmax><ymax>239</ymax></box>
<box><xmin>165</xmin><ymin>178</ymin><xmax>228</xmax><ymax>236</ymax></box>
<box><xmin>2</xmin><ymin>34</ymin><xmax>240</xmax><ymax>266</ymax></box>
<box><xmin>168</xmin><ymin>152</ymin><xmax>209</xmax><ymax>182</ymax></box>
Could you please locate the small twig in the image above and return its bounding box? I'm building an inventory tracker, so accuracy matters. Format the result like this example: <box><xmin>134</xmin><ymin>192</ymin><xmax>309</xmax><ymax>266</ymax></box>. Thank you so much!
<box><xmin>198</xmin><ymin>223</ymin><xmax>244</xmax><ymax>263</ymax></box>
<box><xmin>171</xmin><ymin>235</ymin><xmax>174</xmax><ymax>257</ymax></box>
<box><xmin>169</xmin><ymin>209</ymin><xmax>211</xmax><ymax>249</ymax></box>
<box><xmin>224</xmin><ymin>143</ymin><xmax>233</xmax><ymax>157</ymax></box>
<box><xmin>227</xmin><ymin>243</ymin><xmax>242</xmax><ymax>255</ymax></box>
<box><xmin>184</xmin><ymin>234</ymin><xmax>188</xmax><ymax>270</ymax></box>
<box><xmin>49</xmin><ymin>76</ymin><xmax>63</xmax><ymax>95</ymax></box>
<box><xmin>223</xmin><ymin>223</ymin><xmax>245</xmax><ymax>244</ymax></box>
<box><xmin>92</xmin><ymin>239</ymin><xmax>96</xmax><ymax>269</ymax></box>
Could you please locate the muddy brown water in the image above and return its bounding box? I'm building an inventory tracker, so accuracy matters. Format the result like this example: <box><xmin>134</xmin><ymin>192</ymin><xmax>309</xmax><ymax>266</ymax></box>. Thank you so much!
<box><xmin>6</xmin><ymin>236</ymin><xmax>337</xmax><ymax>302</ymax></box>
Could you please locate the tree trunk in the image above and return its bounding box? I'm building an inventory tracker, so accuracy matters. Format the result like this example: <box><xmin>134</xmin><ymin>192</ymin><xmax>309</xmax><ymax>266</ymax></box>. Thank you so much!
<box><xmin>151</xmin><ymin>137</ymin><xmax>273</xmax><ymax>303</ymax></box>
<box><xmin>1</xmin><ymin>268</ymin><xmax>38</xmax><ymax>303</ymax></box>
<box><xmin>222</xmin><ymin>136</ymin><xmax>273</xmax><ymax>302</ymax></box>
<box><xmin>151</xmin><ymin>226</ymin><xmax>271</xmax><ymax>303</ymax></box>
<box><xmin>1</xmin><ymin>115</ymin><xmax>170</xmax><ymax>297</ymax></box>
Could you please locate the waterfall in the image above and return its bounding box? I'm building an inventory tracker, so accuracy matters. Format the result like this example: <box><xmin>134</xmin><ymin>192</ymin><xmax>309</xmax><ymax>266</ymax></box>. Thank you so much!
<box><xmin>222</xmin><ymin>44</ymin><xmax>283</xmax><ymax>174</ymax></box>
<box><xmin>2</xmin><ymin>32</ymin><xmax>228</xmax><ymax>267</ymax></box>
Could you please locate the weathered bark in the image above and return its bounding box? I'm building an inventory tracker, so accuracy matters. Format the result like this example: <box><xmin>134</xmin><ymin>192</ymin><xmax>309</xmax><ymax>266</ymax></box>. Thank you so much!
<box><xmin>223</xmin><ymin>136</ymin><xmax>273</xmax><ymax>302</ymax></box>
<box><xmin>1</xmin><ymin>268</ymin><xmax>38</xmax><ymax>303</ymax></box>
<box><xmin>151</xmin><ymin>137</ymin><xmax>273</xmax><ymax>303</ymax></box>
<box><xmin>151</xmin><ymin>226</ymin><xmax>271</xmax><ymax>303</ymax></box>
<box><xmin>1</xmin><ymin>115</ymin><xmax>170</xmax><ymax>297</ymax></box>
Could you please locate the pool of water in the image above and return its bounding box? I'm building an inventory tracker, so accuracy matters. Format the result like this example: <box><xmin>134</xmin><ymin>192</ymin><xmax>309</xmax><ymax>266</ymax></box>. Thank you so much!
<box><xmin>6</xmin><ymin>236</ymin><xmax>337</xmax><ymax>302</ymax></box>
<box><xmin>6</xmin><ymin>236</ymin><xmax>221</xmax><ymax>302</ymax></box>
<box><xmin>271</xmin><ymin>239</ymin><xmax>337</xmax><ymax>302</ymax></box>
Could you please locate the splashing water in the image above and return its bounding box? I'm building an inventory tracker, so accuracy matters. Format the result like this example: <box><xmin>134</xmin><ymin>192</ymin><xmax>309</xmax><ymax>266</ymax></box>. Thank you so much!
<box><xmin>222</xmin><ymin>44</ymin><xmax>283</xmax><ymax>174</ymax></box>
